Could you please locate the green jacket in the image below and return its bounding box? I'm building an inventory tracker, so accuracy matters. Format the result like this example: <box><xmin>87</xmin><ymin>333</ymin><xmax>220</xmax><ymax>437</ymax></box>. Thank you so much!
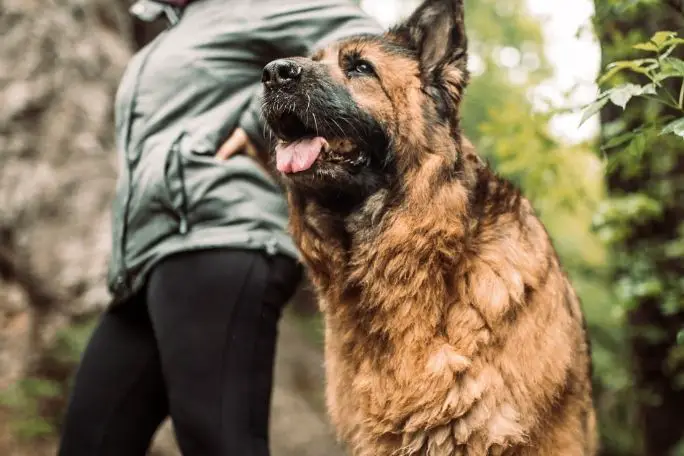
<box><xmin>108</xmin><ymin>0</ymin><xmax>382</xmax><ymax>301</ymax></box>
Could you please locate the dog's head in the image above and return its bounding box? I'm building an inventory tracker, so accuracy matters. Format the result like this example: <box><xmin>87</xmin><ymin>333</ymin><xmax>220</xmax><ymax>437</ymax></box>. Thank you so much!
<box><xmin>262</xmin><ymin>0</ymin><xmax>469</xmax><ymax>205</ymax></box>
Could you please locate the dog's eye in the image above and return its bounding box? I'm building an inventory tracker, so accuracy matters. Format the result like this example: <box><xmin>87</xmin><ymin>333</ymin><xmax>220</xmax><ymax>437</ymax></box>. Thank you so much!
<box><xmin>354</xmin><ymin>62</ymin><xmax>373</xmax><ymax>74</ymax></box>
<box><xmin>347</xmin><ymin>60</ymin><xmax>376</xmax><ymax>77</ymax></box>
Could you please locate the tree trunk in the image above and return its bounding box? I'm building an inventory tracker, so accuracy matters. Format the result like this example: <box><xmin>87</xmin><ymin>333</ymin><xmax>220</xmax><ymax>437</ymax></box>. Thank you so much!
<box><xmin>593</xmin><ymin>2</ymin><xmax>684</xmax><ymax>455</ymax></box>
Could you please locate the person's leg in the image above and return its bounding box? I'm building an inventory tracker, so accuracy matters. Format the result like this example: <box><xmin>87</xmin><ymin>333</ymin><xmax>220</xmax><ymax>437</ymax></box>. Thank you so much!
<box><xmin>146</xmin><ymin>249</ymin><xmax>301</xmax><ymax>456</ymax></box>
<box><xmin>58</xmin><ymin>293</ymin><xmax>168</xmax><ymax>456</ymax></box>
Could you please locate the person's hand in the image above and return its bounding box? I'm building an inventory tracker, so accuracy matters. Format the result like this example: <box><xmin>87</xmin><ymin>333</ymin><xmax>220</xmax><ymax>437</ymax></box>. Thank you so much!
<box><xmin>216</xmin><ymin>128</ymin><xmax>259</xmax><ymax>161</ymax></box>
<box><xmin>216</xmin><ymin>128</ymin><xmax>279</xmax><ymax>179</ymax></box>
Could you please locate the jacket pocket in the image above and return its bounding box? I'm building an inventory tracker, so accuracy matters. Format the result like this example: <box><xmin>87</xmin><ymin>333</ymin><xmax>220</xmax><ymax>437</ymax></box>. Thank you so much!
<box><xmin>120</xmin><ymin>134</ymin><xmax>184</xmax><ymax>274</ymax></box>
<box><xmin>165</xmin><ymin>132</ymin><xmax>256</xmax><ymax>232</ymax></box>
<box><xmin>164</xmin><ymin>132</ymin><xmax>192</xmax><ymax>234</ymax></box>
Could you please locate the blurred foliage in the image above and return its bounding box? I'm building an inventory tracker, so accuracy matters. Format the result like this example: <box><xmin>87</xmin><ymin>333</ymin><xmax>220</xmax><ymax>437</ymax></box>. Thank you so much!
<box><xmin>464</xmin><ymin>0</ymin><xmax>683</xmax><ymax>453</ymax></box>
<box><xmin>590</xmin><ymin>1</ymin><xmax>684</xmax><ymax>453</ymax></box>
<box><xmin>463</xmin><ymin>1</ymin><xmax>677</xmax><ymax>456</ymax></box>
<box><xmin>0</xmin><ymin>378</ymin><xmax>61</xmax><ymax>441</ymax></box>
<box><xmin>461</xmin><ymin>0</ymin><xmax>551</xmax><ymax>155</ymax></box>
<box><xmin>0</xmin><ymin>319</ymin><xmax>97</xmax><ymax>442</ymax></box>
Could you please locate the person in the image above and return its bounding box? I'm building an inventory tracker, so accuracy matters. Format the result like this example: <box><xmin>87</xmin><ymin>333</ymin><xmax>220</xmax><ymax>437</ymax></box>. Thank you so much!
<box><xmin>57</xmin><ymin>1</ymin><xmax>382</xmax><ymax>455</ymax></box>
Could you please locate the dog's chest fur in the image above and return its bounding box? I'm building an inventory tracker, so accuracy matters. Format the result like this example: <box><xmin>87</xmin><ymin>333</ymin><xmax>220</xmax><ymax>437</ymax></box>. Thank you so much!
<box><xmin>288</xmin><ymin>165</ymin><xmax>595</xmax><ymax>456</ymax></box>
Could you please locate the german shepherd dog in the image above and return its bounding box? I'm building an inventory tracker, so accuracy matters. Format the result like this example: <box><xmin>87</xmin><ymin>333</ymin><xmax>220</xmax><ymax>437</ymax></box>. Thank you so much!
<box><xmin>261</xmin><ymin>0</ymin><xmax>597</xmax><ymax>454</ymax></box>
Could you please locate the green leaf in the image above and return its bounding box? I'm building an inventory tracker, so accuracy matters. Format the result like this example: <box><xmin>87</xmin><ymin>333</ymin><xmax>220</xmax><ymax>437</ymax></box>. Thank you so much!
<box><xmin>655</xmin><ymin>70</ymin><xmax>683</xmax><ymax>83</ymax></box>
<box><xmin>651</xmin><ymin>31</ymin><xmax>677</xmax><ymax>49</ymax></box>
<box><xmin>0</xmin><ymin>386</ymin><xmax>26</xmax><ymax>409</ymax></box>
<box><xmin>21</xmin><ymin>378</ymin><xmax>61</xmax><ymax>399</ymax></box>
<box><xmin>626</xmin><ymin>133</ymin><xmax>647</xmax><ymax>158</ymax></box>
<box><xmin>598</xmin><ymin>67</ymin><xmax>624</xmax><ymax>85</ymax></box>
<box><xmin>664</xmin><ymin>239</ymin><xmax>684</xmax><ymax>258</ymax></box>
<box><xmin>663</xmin><ymin>37</ymin><xmax>684</xmax><ymax>48</ymax></box>
<box><xmin>608</xmin><ymin>83</ymin><xmax>653</xmax><ymax>109</ymax></box>
<box><xmin>602</xmin><ymin>131</ymin><xmax>635</xmax><ymax>149</ymax></box>
<box><xmin>641</xmin><ymin>83</ymin><xmax>657</xmax><ymax>95</ymax></box>
<box><xmin>633</xmin><ymin>278</ymin><xmax>663</xmax><ymax>298</ymax></box>
<box><xmin>678</xmin><ymin>329</ymin><xmax>684</xmax><ymax>345</ymax></box>
<box><xmin>632</xmin><ymin>32</ymin><xmax>680</xmax><ymax>54</ymax></box>
<box><xmin>662</xmin><ymin>57</ymin><xmax>684</xmax><ymax>76</ymax></box>
<box><xmin>634</xmin><ymin>42</ymin><xmax>659</xmax><ymax>52</ymax></box>
<box><xmin>661</xmin><ymin>294</ymin><xmax>681</xmax><ymax>316</ymax></box>
<box><xmin>661</xmin><ymin>118</ymin><xmax>684</xmax><ymax>139</ymax></box>
<box><xmin>598</xmin><ymin>59</ymin><xmax>656</xmax><ymax>85</ymax></box>
<box><xmin>580</xmin><ymin>97</ymin><xmax>609</xmax><ymax>125</ymax></box>
<box><xmin>13</xmin><ymin>418</ymin><xmax>55</xmax><ymax>440</ymax></box>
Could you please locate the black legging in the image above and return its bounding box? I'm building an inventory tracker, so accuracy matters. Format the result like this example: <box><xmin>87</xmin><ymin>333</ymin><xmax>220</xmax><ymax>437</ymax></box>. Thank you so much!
<box><xmin>57</xmin><ymin>249</ymin><xmax>302</xmax><ymax>456</ymax></box>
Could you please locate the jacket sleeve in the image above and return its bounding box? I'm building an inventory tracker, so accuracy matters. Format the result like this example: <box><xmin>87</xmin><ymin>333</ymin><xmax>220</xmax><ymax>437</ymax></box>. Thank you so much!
<box><xmin>237</xmin><ymin>1</ymin><xmax>385</xmax><ymax>150</ymax></box>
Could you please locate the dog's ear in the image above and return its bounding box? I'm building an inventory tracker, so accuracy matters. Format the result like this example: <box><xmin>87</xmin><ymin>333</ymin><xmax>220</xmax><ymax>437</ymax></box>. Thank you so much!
<box><xmin>394</xmin><ymin>0</ymin><xmax>467</xmax><ymax>75</ymax></box>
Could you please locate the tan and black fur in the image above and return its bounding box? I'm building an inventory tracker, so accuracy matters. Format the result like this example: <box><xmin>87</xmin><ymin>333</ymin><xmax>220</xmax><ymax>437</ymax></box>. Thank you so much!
<box><xmin>261</xmin><ymin>0</ymin><xmax>597</xmax><ymax>454</ymax></box>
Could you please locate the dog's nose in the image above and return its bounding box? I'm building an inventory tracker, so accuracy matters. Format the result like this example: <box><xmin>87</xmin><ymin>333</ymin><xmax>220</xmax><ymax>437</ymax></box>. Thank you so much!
<box><xmin>262</xmin><ymin>59</ymin><xmax>302</xmax><ymax>89</ymax></box>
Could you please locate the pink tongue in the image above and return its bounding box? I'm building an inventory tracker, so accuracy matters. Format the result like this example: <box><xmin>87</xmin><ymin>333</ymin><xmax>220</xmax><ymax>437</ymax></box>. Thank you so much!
<box><xmin>275</xmin><ymin>137</ymin><xmax>327</xmax><ymax>173</ymax></box>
